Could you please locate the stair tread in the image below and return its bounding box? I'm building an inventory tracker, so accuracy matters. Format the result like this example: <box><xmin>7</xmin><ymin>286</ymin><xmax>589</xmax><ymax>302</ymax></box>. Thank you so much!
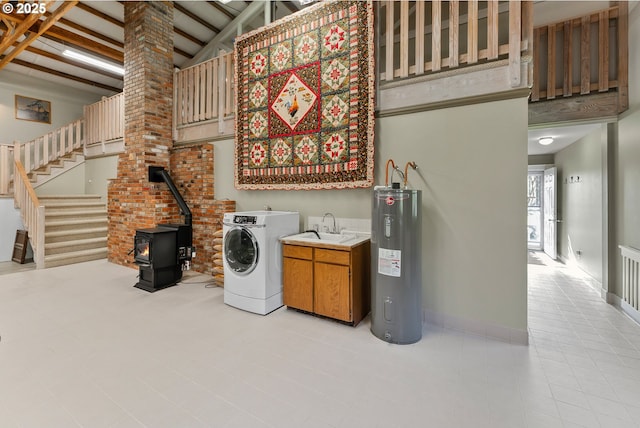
<box><xmin>46</xmin><ymin>227</ymin><xmax>108</xmax><ymax>237</ymax></box>
<box><xmin>39</xmin><ymin>195</ymin><xmax>102</xmax><ymax>200</ymax></box>
<box><xmin>46</xmin><ymin>218</ymin><xmax>107</xmax><ymax>226</ymax></box>
<box><xmin>45</xmin><ymin>247</ymin><xmax>107</xmax><ymax>262</ymax></box>
<box><xmin>45</xmin><ymin>237</ymin><xmax>107</xmax><ymax>249</ymax></box>
<box><xmin>46</xmin><ymin>209</ymin><xmax>108</xmax><ymax>216</ymax></box>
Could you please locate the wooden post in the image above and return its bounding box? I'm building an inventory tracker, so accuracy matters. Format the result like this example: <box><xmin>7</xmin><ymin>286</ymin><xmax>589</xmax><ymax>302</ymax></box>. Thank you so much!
<box><xmin>509</xmin><ymin>0</ymin><xmax>522</xmax><ymax>87</ymax></box>
<box><xmin>35</xmin><ymin>205</ymin><xmax>45</xmax><ymax>268</ymax></box>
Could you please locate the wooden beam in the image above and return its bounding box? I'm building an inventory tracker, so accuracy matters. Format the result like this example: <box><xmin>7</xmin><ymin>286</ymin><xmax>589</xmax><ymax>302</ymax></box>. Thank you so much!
<box><xmin>74</xmin><ymin>3</ymin><xmax>123</xmax><ymax>28</ymax></box>
<box><xmin>5</xmin><ymin>57</ymin><xmax>121</xmax><ymax>92</ymax></box>
<box><xmin>0</xmin><ymin>1</ymin><xmax>53</xmax><ymax>54</ymax></box>
<box><xmin>22</xmin><ymin>43</ymin><xmax>122</xmax><ymax>79</ymax></box>
<box><xmin>175</xmin><ymin>3</ymin><xmax>221</xmax><ymax>34</ymax></box>
<box><xmin>56</xmin><ymin>17</ymin><xmax>123</xmax><ymax>49</ymax></box>
<box><xmin>0</xmin><ymin>1</ymin><xmax>78</xmax><ymax>70</ymax></box>
<box><xmin>207</xmin><ymin>1</ymin><xmax>236</xmax><ymax>20</ymax></box>
<box><xmin>41</xmin><ymin>27</ymin><xmax>123</xmax><ymax>63</ymax></box>
<box><xmin>175</xmin><ymin>27</ymin><xmax>206</xmax><ymax>46</ymax></box>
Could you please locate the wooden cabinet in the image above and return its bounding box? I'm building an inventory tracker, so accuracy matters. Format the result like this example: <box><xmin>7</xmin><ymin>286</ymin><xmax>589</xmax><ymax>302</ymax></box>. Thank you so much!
<box><xmin>282</xmin><ymin>240</ymin><xmax>370</xmax><ymax>326</ymax></box>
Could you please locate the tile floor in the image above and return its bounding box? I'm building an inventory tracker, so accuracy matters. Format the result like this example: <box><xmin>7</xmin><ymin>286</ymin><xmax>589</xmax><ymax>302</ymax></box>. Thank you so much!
<box><xmin>0</xmin><ymin>255</ymin><xmax>639</xmax><ymax>428</ymax></box>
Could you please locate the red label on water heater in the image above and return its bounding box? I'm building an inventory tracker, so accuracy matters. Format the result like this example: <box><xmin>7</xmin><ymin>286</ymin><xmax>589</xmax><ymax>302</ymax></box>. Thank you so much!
<box><xmin>385</xmin><ymin>196</ymin><xmax>395</xmax><ymax>206</ymax></box>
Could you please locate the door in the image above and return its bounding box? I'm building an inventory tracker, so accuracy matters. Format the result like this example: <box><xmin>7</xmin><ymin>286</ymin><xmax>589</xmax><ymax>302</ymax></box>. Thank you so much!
<box><xmin>543</xmin><ymin>167</ymin><xmax>557</xmax><ymax>260</ymax></box>
<box><xmin>224</xmin><ymin>226</ymin><xmax>259</xmax><ymax>275</ymax></box>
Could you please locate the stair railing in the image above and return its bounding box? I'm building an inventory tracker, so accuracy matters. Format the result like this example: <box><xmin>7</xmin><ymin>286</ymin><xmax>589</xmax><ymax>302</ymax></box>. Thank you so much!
<box><xmin>12</xmin><ymin>119</ymin><xmax>84</xmax><ymax>178</ymax></box>
<box><xmin>0</xmin><ymin>144</ymin><xmax>14</xmax><ymax>194</ymax></box>
<box><xmin>13</xmin><ymin>159</ymin><xmax>45</xmax><ymax>268</ymax></box>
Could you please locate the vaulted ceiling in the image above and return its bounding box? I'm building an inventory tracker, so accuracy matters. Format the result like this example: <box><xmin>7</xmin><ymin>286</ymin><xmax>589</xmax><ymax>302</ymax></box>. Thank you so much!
<box><xmin>0</xmin><ymin>1</ymin><xmax>302</xmax><ymax>96</ymax></box>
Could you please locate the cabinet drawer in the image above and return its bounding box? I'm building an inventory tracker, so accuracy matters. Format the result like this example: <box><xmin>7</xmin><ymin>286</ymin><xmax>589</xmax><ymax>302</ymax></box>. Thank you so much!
<box><xmin>283</xmin><ymin>245</ymin><xmax>313</xmax><ymax>260</ymax></box>
<box><xmin>315</xmin><ymin>248</ymin><xmax>350</xmax><ymax>265</ymax></box>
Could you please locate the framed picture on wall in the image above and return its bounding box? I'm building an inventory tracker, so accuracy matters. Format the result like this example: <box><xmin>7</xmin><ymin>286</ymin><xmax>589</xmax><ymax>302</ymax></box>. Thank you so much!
<box><xmin>15</xmin><ymin>95</ymin><xmax>51</xmax><ymax>124</ymax></box>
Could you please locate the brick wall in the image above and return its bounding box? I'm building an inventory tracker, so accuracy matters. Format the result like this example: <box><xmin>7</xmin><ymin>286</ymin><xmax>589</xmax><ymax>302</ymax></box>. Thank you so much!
<box><xmin>108</xmin><ymin>2</ymin><xmax>175</xmax><ymax>268</ymax></box>
<box><xmin>107</xmin><ymin>2</ymin><xmax>235</xmax><ymax>277</ymax></box>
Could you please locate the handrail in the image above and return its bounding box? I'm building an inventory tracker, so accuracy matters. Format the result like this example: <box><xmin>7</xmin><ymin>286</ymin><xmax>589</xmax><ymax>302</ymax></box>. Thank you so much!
<box><xmin>13</xmin><ymin>159</ymin><xmax>45</xmax><ymax>268</ymax></box>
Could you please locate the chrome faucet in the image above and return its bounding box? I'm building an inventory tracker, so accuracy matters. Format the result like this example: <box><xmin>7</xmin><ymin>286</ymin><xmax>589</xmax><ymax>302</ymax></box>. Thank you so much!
<box><xmin>322</xmin><ymin>212</ymin><xmax>337</xmax><ymax>234</ymax></box>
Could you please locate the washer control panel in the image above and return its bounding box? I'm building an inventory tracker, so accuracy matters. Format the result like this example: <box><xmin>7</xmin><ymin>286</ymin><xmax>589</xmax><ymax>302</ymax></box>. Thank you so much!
<box><xmin>233</xmin><ymin>215</ymin><xmax>258</xmax><ymax>225</ymax></box>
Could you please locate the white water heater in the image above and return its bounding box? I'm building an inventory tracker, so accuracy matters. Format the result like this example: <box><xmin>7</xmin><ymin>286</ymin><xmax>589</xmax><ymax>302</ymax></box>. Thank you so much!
<box><xmin>371</xmin><ymin>187</ymin><xmax>422</xmax><ymax>344</ymax></box>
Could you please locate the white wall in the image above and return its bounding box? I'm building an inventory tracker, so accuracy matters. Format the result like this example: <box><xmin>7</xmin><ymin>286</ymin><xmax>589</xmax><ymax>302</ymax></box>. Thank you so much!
<box><xmin>554</xmin><ymin>129</ymin><xmax>603</xmax><ymax>282</ymax></box>
<box><xmin>615</xmin><ymin>2</ymin><xmax>640</xmax><ymax>297</ymax></box>
<box><xmin>35</xmin><ymin>163</ymin><xmax>86</xmax><ymax>196</ymax></box>
<box><xmin>0</xmin><ymin>69</ymin><xmax>101</xmax><ymax>145</ymax></box>
<box><xmin>0</xmin><ymin>198</ymin><xmax>25</xmax><ymax>262</ymax></box>
<box><xmin>215</xmin><ymin>96</ymin><xmax>529</xmax><ymax>337</ymax></box>
<box><xmin>85</xmin><ymin>155</ymin><xmax>119</xmax><ymax>201</ymax></box>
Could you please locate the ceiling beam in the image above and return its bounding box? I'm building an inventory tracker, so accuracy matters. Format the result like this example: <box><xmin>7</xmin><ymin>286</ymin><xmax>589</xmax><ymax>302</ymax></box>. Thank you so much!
<box><xmin>56</xmin><ymin>16</ymin><xmax>123</xmax><ymax>49</ymax></box>
<box><xmin>5</xmin><ymin>56</ymin><xmax>121</xmax><ymax>92</ymax></box>
<box><xmin>41</xmin><ymin>27</ymin><xmax>124</xmax><ymax>63</ymax></box>
<box><xmin>22</xmin><ymin>43</ymin><xmax>123</xmax><ymax>79</ymax></box>
<box><xmin>174</xmin><ymin>3</ymin><xmax>221</xmax><ymax>34</ymax></box>
<box><xmin>0</xmin><ymin>1</ymin><xmax>53</xmax><ymax>54</ymax></box>
<box><xmin>0</xmin><ymin>1</ymin><xmax>79</xmax><ymax>71</ymax></box>
<box><xmin>174</xmin><ymin>27</ymin><xmax>205</xmax><ymax>47</ymax></box>
<box><xmin>74</xmin><ymin>3</ymin><xmax>123</xmax><ymax>28</ymax></box>
<box><xmin>207</xmin><ymin>1</ymin><xmax>236</xmax><ymax>21</ymax></box>
<box><xmin>183</xmin><ymin>0</ymin><xmax>265</xmax><ymax>68</ymax></box>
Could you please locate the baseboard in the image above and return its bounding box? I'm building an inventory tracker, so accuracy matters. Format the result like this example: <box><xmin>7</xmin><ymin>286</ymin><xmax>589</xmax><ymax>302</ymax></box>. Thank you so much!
<box><xmin>423</xmin><ymin>309</ymin><xmax>529</xmax><ymax>345</ymax></box>
<box><xmin>608</xmin><ymin>293</ymin><xmax>640</xmax><ymax>326</ymax></box>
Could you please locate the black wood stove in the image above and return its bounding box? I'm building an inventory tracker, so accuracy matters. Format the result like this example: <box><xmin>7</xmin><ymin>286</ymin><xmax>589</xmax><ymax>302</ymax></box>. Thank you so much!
<box><xmin>133</xmin><ymin>166</ymin><xmax>194</xmax><ymax>292</ymax></box>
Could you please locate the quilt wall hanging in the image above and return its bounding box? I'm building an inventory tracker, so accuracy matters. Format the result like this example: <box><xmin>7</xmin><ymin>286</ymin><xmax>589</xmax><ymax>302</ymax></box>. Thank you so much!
<box><xmin>234</xmin><ymin>0</ymin><xmax>375</xmax><ymax>190</ymax></box>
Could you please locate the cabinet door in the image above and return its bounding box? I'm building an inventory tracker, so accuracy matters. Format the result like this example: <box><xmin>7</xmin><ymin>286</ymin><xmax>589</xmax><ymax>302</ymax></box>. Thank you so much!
<box><xmin>314</xmin><ymin>262</ymin><xmax>350</xmax><ymax>322</ymax></box>
<box><xmin>283</xmin><ymin>257</ymin><xmax>314</xmax><ymax>312</ymax></box>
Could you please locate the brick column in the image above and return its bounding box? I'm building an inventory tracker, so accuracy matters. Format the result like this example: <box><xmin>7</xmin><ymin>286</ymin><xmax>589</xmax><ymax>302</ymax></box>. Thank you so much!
<box><xmin>108</xmin><ymin>2</ymin><xmax>176</xmax><ymax>267</ymax></box>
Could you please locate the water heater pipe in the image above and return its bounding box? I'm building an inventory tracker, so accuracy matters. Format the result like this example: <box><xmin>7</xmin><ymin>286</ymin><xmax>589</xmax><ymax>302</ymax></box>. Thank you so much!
<box><xmin>385</xmin><ymin>159</ymin><xmax>396</xmax><ymax>187</ymax></box>
<box><xmin>403</xmin><ymin>162</ymin><xmax>418</xmax><ymax>188</ymax></box>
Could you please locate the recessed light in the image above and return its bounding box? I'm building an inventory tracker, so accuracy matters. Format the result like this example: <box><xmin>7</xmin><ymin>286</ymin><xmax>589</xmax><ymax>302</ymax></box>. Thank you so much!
<box><xmin>538</xmin><ymin>137</ymin><xmax>554</xmax><ymax>146</ymax></box>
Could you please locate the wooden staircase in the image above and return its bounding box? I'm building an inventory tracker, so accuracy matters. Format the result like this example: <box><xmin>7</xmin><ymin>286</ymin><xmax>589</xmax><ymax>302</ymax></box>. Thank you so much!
<box><xmin>29</xmin><ymin>150</ymin><xmax>85</xmax><ymax>189</ymax></box>
<box><xmin>39</xmin><ymin>195</ymin><xmax>108</xmax><ymax>268</ymax></box>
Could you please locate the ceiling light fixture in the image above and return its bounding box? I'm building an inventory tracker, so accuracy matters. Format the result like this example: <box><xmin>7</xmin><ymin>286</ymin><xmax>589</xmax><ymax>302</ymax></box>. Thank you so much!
<box><xmin>299</xmin><ymin>0</ymin><xmax>316</xmax><ymax>4</ymax></box>
<box><xmin>538</xmin><ymin>137</ymin><xmax>554</xmax><ymax>146</ymax></box>
<box><xmin>218</xmin><ymin>0</ymin><xmax>232</xmax><ymax>4</ymax></box>
<box><xmin>63</xmin><ymin>50</ymin><xmax>124</xmax><ymax>76</ymax></box>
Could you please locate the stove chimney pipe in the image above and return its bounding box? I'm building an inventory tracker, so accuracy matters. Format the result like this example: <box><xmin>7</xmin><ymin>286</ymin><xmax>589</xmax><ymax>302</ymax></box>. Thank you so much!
<box><xmin>149</xmin><ymin>166</ymin><xmax>192</xmax><ymax>226</ymax></box>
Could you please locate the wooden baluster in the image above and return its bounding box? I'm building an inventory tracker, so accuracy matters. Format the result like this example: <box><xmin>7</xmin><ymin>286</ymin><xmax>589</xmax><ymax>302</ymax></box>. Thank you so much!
<box><xmin>415</xmin><ymin>0</ymin><xmax>425</xmax><ymax>75</ymax></box>
<box><xmin>200</xmin><ymin>63</ymin><xmax>207</xmax><ymax>121</ymax></box>
<box><xmin>617</xmin><ymin>2</ymin><xmax>628</xmax><ymax>112</ymax></box>
<box><xmin>449</xmin><ymin>0</ymin><xmax>459</xmax><ymax>68</ymax></box>
<box><xmin>218</xmin><ymin>54</ymin><xmax>226</xmax><ymax>133</ymax></box>
<box><xmin>487</xmin><ymin>0</ymin><xmax>499</xmax><ymax>60</ymax></box>
<box><xmin>385</xmin><ymin>0</ymin><xmax>394</xmax><ymax>80</ymax></box>
<box><xmin>598</xmin><ymin>10</ymin><xmax>609</xmax><ymax>92</ymax></box>
<box><xmin>399</xmin><ymin>0</ymin><xmax>409</xmax><ymax>78</ymax></box>
<box><xmin>212</xmin><ymin>58</ymin><xmax>219</xmax><ymax>119</ymax></box>
<box><xmin>226</xmin><ymin>52</ymin><xmax>233</xmax><ymax>116</ymax></box>
<box><xmin>509</xmin><ymin>0</ymin><xmax>521</xmax><ymax>87</ymax></box>
<box><xmin>547</xmin><ymin>23</ymin><xmax>556</xmax><ymax>99</ymax></box>
<box><xmin>580</xmin><ymin>15</ymin><xmax>590</xmax><ymax>94</ymax></box>
<box><xmin>205</xmin><ymin>60</ymin><xmax>213</xmax><ymax>120</ymax></box>
<box><xmin>194</xmin><ymin>63</ymin><xmax>201</xmax><ymax>121</ymax></box>
<box><xmin>563</xmin><ymin>21</ymin><xmax>573</xmax><ymax>97</ymax></box>
<box><xmin>0</xmin><ymin>145</ymin><xmax>8</xmax><ymax>194</ymax></box>
<box><xmin>432</xmin><ymin>0</ymin><xmax>441</xmax><ymax>72</ymax></box>
<box><xmin>531</xmin><ymin>27</ymin><xmax>540</xmax><ymax>101</ymax></box>
<box><xmin>467</xmin><ymin>0</ymin><xmax>478</xmax><ymax>64</ymax></box>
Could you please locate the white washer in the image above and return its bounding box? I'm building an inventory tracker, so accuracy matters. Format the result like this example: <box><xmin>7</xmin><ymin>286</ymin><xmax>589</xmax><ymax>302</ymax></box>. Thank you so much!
<box><xmin>223</xmin><ymin>210</ymin><xmax>299</xmax><ymax>315</ymax></box>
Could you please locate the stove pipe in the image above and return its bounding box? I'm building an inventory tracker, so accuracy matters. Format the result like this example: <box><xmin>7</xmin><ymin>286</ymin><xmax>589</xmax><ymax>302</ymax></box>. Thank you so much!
<box><xmin>149</xmin><ymin>166</ymin><xmax>192</xmax><ymax>226</ymax></box>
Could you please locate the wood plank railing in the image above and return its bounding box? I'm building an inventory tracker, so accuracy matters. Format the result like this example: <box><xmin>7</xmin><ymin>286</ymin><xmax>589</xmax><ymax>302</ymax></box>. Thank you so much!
<box><xmin>13</xmin><ymin>159</ymin><xmax>45</xmax><ymax>268</ymax></box>
<box><xmin>379</xmin><ymin>0</ymin><xmax>532</xmax><ymax>88</ymax></box>
<box><xmin>530</xmin><ymin>4</ymin><xmax>628</xmax><ymax>109</ymax></box>
<box><xmin>15</xmin><ymin>119</ymin><xmax>84</xmax><ymax>175</ymax></box>
<box><xmin>0</xmin><ymin>144</ymin><xmax>14</xmax><ymax>194</ymax></box>
<box><xmin>174</xmin><ymin>51</ymin><xmax>234</xmax><ymax>129</ymax></box>
<box><xmin>84</xmin><ymin>93</ymin><xmax>124</xmax><ymax>146</ymax></box>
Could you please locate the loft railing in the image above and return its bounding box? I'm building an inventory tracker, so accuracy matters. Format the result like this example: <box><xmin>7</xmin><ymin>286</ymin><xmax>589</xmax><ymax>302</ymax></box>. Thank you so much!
<box><xmin>530</xmin><ymin>4</ymin><xmax>628</xmax><ymax>110</ymax></box>
<box><xmin>13</xmin><ymin>159</ymin><xmax>45</xmax><ymax>267</ymax></box>
<box><xmin>174</xmin><ymin>51</ymin><xmax>234</xmax><ymax>129</ymax></box>
<box><xmin>379</xmin><ymin>0</ymin><xmax>532</xmax><ymax>87</ymax></box>
<box><xmin>84</xmin><ymin>93</ymin><xmax>124</xmax><ymax>146</ymax></box>
<box><xmin>0</xmin><ymin>144</ymin><xmax>14</xmax><ymax>194</ymax></box>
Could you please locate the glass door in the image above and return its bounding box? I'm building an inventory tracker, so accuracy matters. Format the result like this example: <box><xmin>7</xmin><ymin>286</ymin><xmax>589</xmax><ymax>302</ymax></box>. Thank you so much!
<box><xmin>527</xmin><ymin>172</ymin><xmax>543</xmax><ymax>250</ymax></box>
